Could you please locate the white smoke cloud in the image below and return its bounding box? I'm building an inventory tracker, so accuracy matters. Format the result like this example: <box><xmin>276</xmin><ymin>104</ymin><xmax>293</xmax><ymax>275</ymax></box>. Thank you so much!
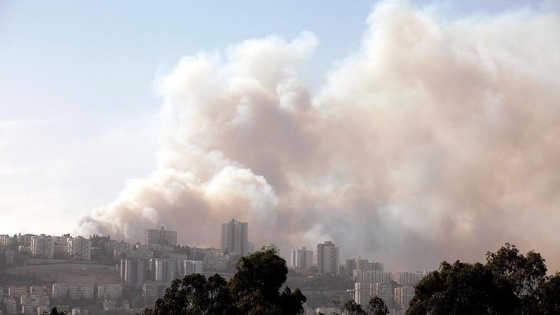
<box><xmin>79</xmin><ymin>0</ymin><xmax>560</xmax><ymax>270</ymax></box>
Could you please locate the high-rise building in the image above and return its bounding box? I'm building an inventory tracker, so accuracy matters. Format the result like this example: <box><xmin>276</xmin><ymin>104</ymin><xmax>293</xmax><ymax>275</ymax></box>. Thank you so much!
<box><xmin>316</xmin><ymin>241</ymin><xmax>340</xmax><ymax>275</ymax></box>
<box><xmin>68</xmin><ymin>236</ymin><xmax>91</xmax><ymax>260</ymax></box>
<box><xmin>395</xmin><ymin>286</ymin><xmax>416</xmax><ymax>312</ymax></box>
<box><xmin>393</xmin><ymin>271</ymin><xmax>423</xmax><ymax>286</ymax></box>
<box><xmin>290</xmin><ymin>247</ymin><xmax>313</xmax><ymax>269</ymax></box>
<box><xmin>120</xmin><ymin>259</ymin><xmax>145</xmax><ymax>285</ymax></box>
<box><xmin>53</xmin><ymin>235</ymin><xmax>71</xmax><ymax>259</ymax></box>
<box><xmin>31</xmin><ymin>235</ymin><xmax>54</xmax><ymax>259</ymax></box>
<box><xmin>144</xmin><ymin>226</ymin><xmax>178</xmax><ymax>246</ymax></box>
<box><xmin>221</xmin><ymin>219</ymin><xmax>248</xmax><ymax>255</ymax></box>
<box><xmin>153</xmin><ymin>258</ymin><xmax>176</xmax><ymax>283</ymax></box>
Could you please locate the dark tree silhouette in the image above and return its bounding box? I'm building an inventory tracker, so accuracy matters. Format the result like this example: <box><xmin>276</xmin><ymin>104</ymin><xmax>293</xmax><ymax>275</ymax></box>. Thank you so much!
<box><xmin>368</xmin><ymin>296</ymin><xmax>389</xmax><ymax>315</ymax></box>
<box><xmin>43</xmin><ymin>306</ymin><xmax>67</xmax><ymax>315</ymax></box>
<box><xmin>406</xmin><ymin>243</ymin><xmax>557</xmax><ymax>315</ymax></box>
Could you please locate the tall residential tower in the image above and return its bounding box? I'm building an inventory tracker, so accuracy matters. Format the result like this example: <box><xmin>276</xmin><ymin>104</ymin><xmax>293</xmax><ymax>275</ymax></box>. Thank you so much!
<box><xmin>221</xmin><ymin>219</ymin><xmax>248</xmax><ymax>256</ymax></box>
<box><xmin>317</xmin><ymin>241</ymin><xmax>340</xmax><ymax>275</ymax></box>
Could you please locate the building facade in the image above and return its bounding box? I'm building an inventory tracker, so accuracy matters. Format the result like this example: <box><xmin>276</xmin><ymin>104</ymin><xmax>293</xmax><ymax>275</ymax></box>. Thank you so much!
<box><xmin>220</xmin><ymin>219</ymin><xmax>248</xmax><ymax>256</ymax></box>
<box><xmin>144</xmin><ymin>226</ymin><xmax>178</xmax><ymax>246</ymax></box>
<box><xmin>69</xmin><ymin>236</ymin><xmax>91</xmax><ymax>260</ymax></box>
<box><xmin>316</xmin><ymin>241</ymin><xmax>340</xmax><ymax>275</ymax></box>
<box><xmin>30</xmin><ymin>235</ymin><xmax>54</xmax><ymax>259</ymax></box>
<box><xmin>183</xmin><ymin>260</ymin><xmax>204</xmax><ymax>275</ymax></box>
<box><xmin>290</xmin><ymin>247</ymin><xmax>313</xmax><ymax>269</ymax></box>
<box><xmin>120</xmin><ymin>259</ymin><xmax>145</xmax><ymax>285</ymax></box>
<box><xmin>153</xmin><ymin>258</ymin><xmax>176</xmax><ymax>283</ymax></box>
<box><xmin>97</xmin><ymin>284</ymin><xmax>123</xmax><ymax>300</ymax></box>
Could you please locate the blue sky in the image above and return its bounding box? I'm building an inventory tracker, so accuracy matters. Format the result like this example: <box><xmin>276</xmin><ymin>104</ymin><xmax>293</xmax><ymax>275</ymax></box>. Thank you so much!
<box><xmin>0</xmin><ymin>0</ymin><xmax>548</xmax><ymax>236</ymax></box>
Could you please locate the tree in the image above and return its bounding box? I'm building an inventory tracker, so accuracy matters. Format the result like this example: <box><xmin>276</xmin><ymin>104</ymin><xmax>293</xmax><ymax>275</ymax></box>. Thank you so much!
<box><xmin>540</xmin><ymin>273</ymin><xmax>560</xmax><ymax>314</ymax></box>
<box><xmin>145</xmin><ymin>273</ymin><xmax>233</xmax><ymax>315</ymax></box>
<box><xmin>229</xmin><ymin>249</ymin><xmax>306</xmax><ymax>314</ymax></box>
<box><xmin>407</xmin><ymin>261</ymin><xmax>503</xmax><ymax>315</ymax></box>
<box><xmin>406</xmin><ymin>243</ymin><xmax>554</xmax><ymax>315</ymax></box>
<box><xmin>144</xmin><ymin>249</ymin><xmax>306</xmax><ymax>315</ymax></box>
<box><xmin>486</xmin><ymin>243</ymin><xmax>547</xmax><ymax>313</ymax></box>
<box><xmin>341</xmin><ymin>299</ymin><xmax>366</xmax><ymax>315</ymax></box>
<box><xmin>368</xmin><ymin>296</ymin><xmax>389</xmax><ymax>315</ymax></box>
<box><xmin>43</xmin><ymin>306</ymin><xmax>67</xmax><ymax>315</ymax></box>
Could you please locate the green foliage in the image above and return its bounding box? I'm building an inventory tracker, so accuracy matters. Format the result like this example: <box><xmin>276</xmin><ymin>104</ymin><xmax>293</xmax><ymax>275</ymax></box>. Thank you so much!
<box><xmin>42</xmin><ymin>306</ymin><xmax>67</xmax><ymax>315</ymax></box>
<box><xmin>143</xmin><ymin>249</ymin><xmax>306</xmax><ymax>315</ymax></box>
<box><xmin>406</xmin><ymin>243</ymin><xmax>558</xmax><ymax>315</ymax></box>
<box><xmin>342</xmin><ymin>299</ymin><xmax>367</xmax><ymax>314</ymax></box>
<box><xmin>368</xmin><ymin>296</ymin><xmax>389</xmax><ymax>315</ymax></box>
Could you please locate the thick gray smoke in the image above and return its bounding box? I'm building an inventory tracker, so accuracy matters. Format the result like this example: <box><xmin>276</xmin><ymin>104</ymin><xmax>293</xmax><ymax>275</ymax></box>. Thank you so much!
<box><xmin>79</xmin><ymin>1</ymin><xmax>560</xmax><ymax>270</ymax></box>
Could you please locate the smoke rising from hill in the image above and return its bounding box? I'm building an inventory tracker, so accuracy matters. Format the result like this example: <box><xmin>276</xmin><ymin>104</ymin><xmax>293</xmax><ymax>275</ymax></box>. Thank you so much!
<box><xmin>79</xmin><ymin>1</ymin><xmax>560</xmax><ymax>270</ymax></box>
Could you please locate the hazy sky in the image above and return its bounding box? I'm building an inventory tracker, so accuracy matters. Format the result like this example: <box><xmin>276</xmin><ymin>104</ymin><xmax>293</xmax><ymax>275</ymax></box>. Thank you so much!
<box><xmin>1</xmin><ymin>0</ymin><xmax>558</xmax><ymax>270</ymax></box>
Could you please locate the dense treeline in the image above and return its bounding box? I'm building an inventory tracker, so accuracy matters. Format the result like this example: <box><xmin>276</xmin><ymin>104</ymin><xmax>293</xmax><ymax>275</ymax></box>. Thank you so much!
<box><xmin>407</xmin><ymin>243</ymin><xmax>560</xmax><ymax>315</ymax></box>
<box><xmin>142</xmin><ymin>244</ymin><xmax>560</xmax><ymax>315</ymax></box>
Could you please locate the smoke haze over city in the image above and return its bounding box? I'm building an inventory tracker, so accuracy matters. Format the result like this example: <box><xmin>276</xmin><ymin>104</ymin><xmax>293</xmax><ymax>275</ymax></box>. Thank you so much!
<box><xmin>70</xmin><ymin>1</ymin><xmax>560</xmax><ymax>270</ymax></box>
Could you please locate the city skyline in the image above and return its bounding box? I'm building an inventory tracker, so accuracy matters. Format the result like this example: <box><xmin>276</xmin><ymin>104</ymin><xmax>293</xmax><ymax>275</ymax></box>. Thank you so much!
<box><xmin>2</xmin><ymin>0</ymin><xmax>559</xmax><ymax>272</ymax></box>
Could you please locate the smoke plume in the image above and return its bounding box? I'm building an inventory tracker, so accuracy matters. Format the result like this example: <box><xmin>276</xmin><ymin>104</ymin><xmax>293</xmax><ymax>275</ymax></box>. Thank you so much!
<box><xmin>79</xmin><ymin>1</ymin><xmax>560</xmax><ymax>270</ymax></box>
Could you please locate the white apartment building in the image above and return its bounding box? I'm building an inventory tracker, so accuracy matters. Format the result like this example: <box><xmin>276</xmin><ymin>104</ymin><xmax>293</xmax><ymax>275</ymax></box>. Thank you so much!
<box><xmin>144</xmin><ymin>226</ymin><xmax>177</xmax><ymax>246</ymax></box>
<box><xmin>395</xmin><ymin>286</ymin><xmax>415</xmax><ymax>312</ymax></box>
<box><xmin>20</xmin><ymin>294</ymin><xmax>49</xmax><ymax>315</ymax></box>
<box><xmin>120</xmin><ymin>259</ymin><xmax>145</xmax><ymax>285</ymax></box>
<box><xmin>53</xmin><ymin>235</ymin><xmax>71</xmax><ymax>258</ymax></box>
<box><xmin>52</xmin><ymin>283</ymin><xmax>94</xmax><ymax>300</ymax></box>
<box><xmin>317</xmin><ymin>241</ymin><xmax>340</xmax><ymax>275</ymax></box>
<box><xmin>154</xmin><ymin>258</ymin><xmax>176</xmax><ymax>283</ymax></box>
<box><xmin>183</xmin><ymin>260</ymin><xmax>204</xmax><ymax>275</ymax></box>
<box><xmin>353</xmin><ymin>270</ymin><xmax>393</xmax><ymax>283</ymax></box>
<box><xmin>31</xmin><ymin>235</ymin><xmax>54</xmax><ymax>259</ymax></box>
<box><xmin>69</xmin><ymin>236</ymin><xmax>91</xmax><ymax>260</ymax></box>
<box><xmin>354</xmin><ymin>282</ymin><xmax>396</xmax><ymax>309</ymax></box>
<box><xmin>392</xmin><ymin>271</ymin><xmax>424</xmax><ymax>286</ymax></box>
<box><xmin>290</xmin><ymin>247</ymin><xmax>313</xmax><ymax>269</ymax></box>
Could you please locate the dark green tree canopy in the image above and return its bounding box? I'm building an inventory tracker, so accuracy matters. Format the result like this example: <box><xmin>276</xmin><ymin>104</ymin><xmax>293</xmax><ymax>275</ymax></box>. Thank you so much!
<box><xmin>406</xmin><ymin>243</ymin><xmax>559</xmax><ymax>315</ymax></box>
<box><xmin>43</xmin><ymin>306</ymin><xmax>67</xmax><ymax>315</ymax></box>
<box><xmin>368</xmin><ymin>296</ymin><xmax>390</xmax><ymax>315</ymax></box>
<box><xmin>144</xmin><ymin>249</ymin><xmax>306</xmax><ymax>315</ymax></box>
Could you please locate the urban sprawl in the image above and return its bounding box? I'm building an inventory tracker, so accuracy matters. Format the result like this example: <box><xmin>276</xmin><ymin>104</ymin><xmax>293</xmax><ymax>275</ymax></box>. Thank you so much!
<box><xmin>0</xmin><ymin>219</ymin><xmax>429</xmax><ymax>315</ymax></box>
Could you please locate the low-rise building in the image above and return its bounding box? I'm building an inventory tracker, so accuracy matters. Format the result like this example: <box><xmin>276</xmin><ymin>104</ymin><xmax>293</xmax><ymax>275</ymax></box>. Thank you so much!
<box><xmin>2</xmin><ymin>297</ymin><xmax>17</xmax><ymax>315</ymax></box>
<box><xmin>97</xmin><ymin>284</ymin><xmax>123</xmax><ymax>300</ymax></box>
<box><xmin>183</xmin><ymin>260</ymin><xmax>204</xmax><ymax>275</ymax></box>
<box><xmin>8</xmin><ymin>286</ymin><xmax>27</xmax><ymax>297</ymax></box>
<box><xmin>20</xmin><ymin>294</ymin><xmax>49</xmax><ymax>315</ymax></box>
<box><xmin>52</xmin><ymin>283</ymin><xmax>94</xmax><ymax>300</ymax></box>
